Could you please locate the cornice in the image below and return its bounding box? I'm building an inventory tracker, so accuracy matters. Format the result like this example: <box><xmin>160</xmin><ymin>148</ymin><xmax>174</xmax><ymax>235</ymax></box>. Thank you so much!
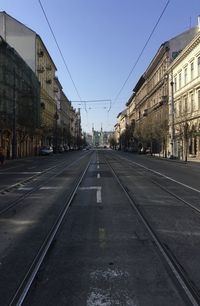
<box><xmin>169</xmin><ymin>32</ymin><xmax>200</xmax><ymax>69</ymax></box>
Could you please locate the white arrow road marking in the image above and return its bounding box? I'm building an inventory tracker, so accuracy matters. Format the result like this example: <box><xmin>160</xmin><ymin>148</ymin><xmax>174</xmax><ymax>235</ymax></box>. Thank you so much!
<box><xmin>97</xmin><ymin>173</ymin><xmax>100</xmax><ymax>179</ymax></box>
<box><xmin>79</xmin><ymin>186</ymin><xmax>102</xmax><ymax>203</ymax></box>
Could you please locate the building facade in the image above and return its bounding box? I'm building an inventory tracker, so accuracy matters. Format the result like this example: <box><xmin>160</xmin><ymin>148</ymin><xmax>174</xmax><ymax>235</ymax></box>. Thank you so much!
<box><xmin>0</xmin><ymin>11</ymin><xmax>58</xmax><ymax>146</ymax></box>
<box><xmin>125</xmin><ymin>20</ymin><xmax>200</xmax><ymax>155</ymax></box>
<box><xmin>169</xmin><ymin>31</ymin><xmax>200</xmax><ymax>160</ymax></box>
<box><xmin>114</xmin><ymin>110</ymin><xmax>127</xmax><ymax>149</ymax></box>
<box><xmin>0</xmin><ymin>37</ymin><xmax>40</xmax><ymax>158</ymax></box>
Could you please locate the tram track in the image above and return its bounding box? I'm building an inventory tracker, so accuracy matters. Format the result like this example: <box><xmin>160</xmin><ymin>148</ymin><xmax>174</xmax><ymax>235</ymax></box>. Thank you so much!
<box><xmin>4</xmin><ymin>153</ymin><xmax>94</xmax><ymax>306</ymax></box>
<box><xmin>0</xmin><ymin>152</ymin><xmax>91</xmax><ymax>216</ymax></box>
<box><xmin>0</xmin><ymin>152</ymin><xmax>90</xmax><ymax>195</ymax></box>
<box><xmin>3</xmin><ymin>150</ymin><xmax>200</xmax><ymax>305</ymax></box>
<box><xmin>109</xmin><ymin>152</ymin><xmax>200</xmax><ymax>211</ymax></box>
<box><xmin>103</xmin><ymin>152</ymin><xmax>200</xmax><ymax>305</ymax></box>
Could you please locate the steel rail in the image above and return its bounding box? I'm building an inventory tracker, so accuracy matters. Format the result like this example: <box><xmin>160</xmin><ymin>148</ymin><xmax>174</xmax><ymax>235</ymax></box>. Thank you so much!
<box><xmin>104</xmin><ymin>155</ymin><xmax>200</xmax><ymax>306</ymax></box>
<box><xmin>0</xmin><ymin>152</ymin><xmax>90</xmax><ymax>195</ymax></box>
<box><xmin>9</xmin><ymin>155</ymin><xmax>92</xmax><ymax>306</ymax></box>
<box><xmin>110</xmin><ymin>156</ymin><xmax>200</xmax><ymax>214</ymax></box>
<box><xmin>150</xmin><ymin>179</ymin><xmax>200</xmax><ymax>214</ymax></box>
<box><xmin>115</xmin><ymin>153</ymin><xmax>200</xmax><ymax>194</ymax></box>
<box><xmin>0</xmin><ymin>152</ymin><xmax>91</xmax><ymax>216</ymax></box>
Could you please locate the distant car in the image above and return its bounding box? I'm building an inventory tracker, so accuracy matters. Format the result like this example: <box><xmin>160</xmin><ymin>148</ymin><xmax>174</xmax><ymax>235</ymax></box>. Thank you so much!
<box><xmin>53</xmin><ymin>145</ymin><xmax>65</xmax><ymax>153</ymax></box>
<box><xmin>39</xmin><ymin>146</ymin><xmax>53</xmax><ymax>156</ymax></box>
<box><xmin>63</xmin><ymin>145</ymin><xmax>69</xmax><ymax>152</ymax></box>
<box><xmin>58</xmin><ymin>145</ymin><xmax>65</xmax><ymax>153</ymax></box>
<box><xmin>83</xmin><ymin>145</ymin><xmax>90</xmax><ymax>150</ymax></box>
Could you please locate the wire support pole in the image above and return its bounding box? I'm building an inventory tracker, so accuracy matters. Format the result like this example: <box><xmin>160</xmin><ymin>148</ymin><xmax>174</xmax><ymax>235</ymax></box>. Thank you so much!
<box><xmin>12</xmin><ymin>67</ymin><xmax>17</xmax><ymax>159</ymax></box>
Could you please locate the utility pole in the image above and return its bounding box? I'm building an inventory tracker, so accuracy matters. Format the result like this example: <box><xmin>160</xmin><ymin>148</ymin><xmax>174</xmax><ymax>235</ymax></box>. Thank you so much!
<box><xmin>170</xmin><ymin>71</ymin><xmax>175</xmax><ymax>158</ymax></box>
<box><xmin>12</xmin><ymin>67</ymin><xmax>17</xmax><ymax>159</ymax></box>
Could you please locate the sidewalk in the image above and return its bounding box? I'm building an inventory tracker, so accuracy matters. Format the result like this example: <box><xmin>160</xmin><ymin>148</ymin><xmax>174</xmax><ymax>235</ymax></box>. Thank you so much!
<box><xmin>149</xmin><ymin>153</ymin><xmax>200</xmax><ymax>164</ymax></box>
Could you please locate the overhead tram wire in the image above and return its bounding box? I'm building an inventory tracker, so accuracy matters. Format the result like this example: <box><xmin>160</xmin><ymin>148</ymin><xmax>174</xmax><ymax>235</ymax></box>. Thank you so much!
<box><xmin>71</xmin><ymin>100</ymin><xmax>111</xmax><ymax>111</ymax></box>
<box><xmin>38</xmin><ymin>0</ymin><xmax>87</xmax><ymax>113</ymax></box>
<box><xmin>108</xmin><ymin>0</ymin><xmax>170</xmax><ymax>112</ymax></box>
<box><xmin>71</xmin><ymin>99</ymin><xmax>111</xmax><ymax>103</ymax></box>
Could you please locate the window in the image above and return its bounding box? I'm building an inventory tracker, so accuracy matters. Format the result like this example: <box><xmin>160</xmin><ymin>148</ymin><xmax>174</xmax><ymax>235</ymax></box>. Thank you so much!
<box><xmin>174</xmin><ymin>77</ymin><xmax>177</xmax><ymax>92</ymax></box>
<box><xmin>179</xmin><ymin>99</ymin><xmax>182</xmax><ymax>115</ymax></box>
<box><xmin>198</xmin><ymin>90</ymin><xmax>200</xmax><ymax>109</ymax></box>
<box><xmin>175</xmin><ymin>101</ymin><xmax>179</xmax><ymax>118</ymax></box>
<box><xmin>184</xmin><ymin>96</ymin><xmax>188</xmax><ymax>113</ymax></box>
<box><xmin>178</xmin><ymin>72</ymin><xmax>181</xmax><ymax>89</ymax></box>
<box><xmin>191</xmin><ymin>62</ymin><xmax>194</xmax><ymax>80</ymax></box>
<box><xmin>184</xmin><ymin>67</ymin><xmax>187</xmax><ymax>85</ymax></box>
<box><xmin>191</xmin><ymin>94</ymin><xmax>194</xmax><ymax>112</ymax></box>
<box><xmin>198</xmin><ymin>57</ymin><xmax>200</xmax><ymax>76</ymax></box>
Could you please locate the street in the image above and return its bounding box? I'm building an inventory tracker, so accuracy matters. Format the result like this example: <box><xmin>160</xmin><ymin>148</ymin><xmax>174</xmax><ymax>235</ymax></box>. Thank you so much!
<box><xmin>0</xmin><ymin>150</ymin><xmax>200</xmax><ymax>305</ymax></box>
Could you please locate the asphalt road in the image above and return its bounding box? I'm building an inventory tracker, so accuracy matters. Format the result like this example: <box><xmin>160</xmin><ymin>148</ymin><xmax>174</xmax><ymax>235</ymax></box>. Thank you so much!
<box><xmin>0</xmin><ymin>149</ymin><xmax>200</xmax><ymax>305</ymax></box>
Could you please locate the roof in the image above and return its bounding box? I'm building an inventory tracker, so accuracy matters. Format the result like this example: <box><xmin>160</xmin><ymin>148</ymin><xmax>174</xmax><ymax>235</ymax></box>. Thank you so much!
<box><xmin>132</xmin><ymin>75</ymin><xmax>146</xmax><ymax>93</ymax></box>
<box><xmin>126</xmin><ymin>92</ymin><xmax>135</xmax><ymax>106</ymax></box>
<box><xmin>0</xmin><ymin>11</ymin><xmax>57</xmax><ymax>70</ymax></box>
<box><xmin>117</xmin><ymin>109</ymin><xmax>127</xmax><ymax>119</ymax></box>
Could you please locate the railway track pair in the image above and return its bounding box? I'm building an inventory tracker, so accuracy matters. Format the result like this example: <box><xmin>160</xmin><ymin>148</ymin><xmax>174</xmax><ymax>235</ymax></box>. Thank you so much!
<box><xmin>3</xmin><ymin>150</ymin><xmax>200</xmax><ymax>305</ymax></box>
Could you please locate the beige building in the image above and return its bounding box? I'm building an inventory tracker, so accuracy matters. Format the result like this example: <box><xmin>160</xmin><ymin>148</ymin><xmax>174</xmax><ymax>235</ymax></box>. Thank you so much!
<box><xmin>36</xmin><ymin>36</ymin><xmax>57</xmax><ymax>145</ymax></box>
<box><xmin>128</xmin><ymin>21</ymin><xmax>200</xmax><ymax>155</ymax></box>
<box><xmin>126</xmin><ymin>92</ymin><xmax>136</xmax><ymax>126</ymax></box>
<box><xmin>169</xmin><ymin>30</ymin><xmax>200</xmax><ymax>160</ymax></box>
<box><xmin>114</xmin><ymin>109</ymin><xmax>127</xmax><ymax>148</ymax></box>
<box><xmin>60</xmin><ymin>91</ymin><xmax>71</xmax><ymax>145</ymax></box>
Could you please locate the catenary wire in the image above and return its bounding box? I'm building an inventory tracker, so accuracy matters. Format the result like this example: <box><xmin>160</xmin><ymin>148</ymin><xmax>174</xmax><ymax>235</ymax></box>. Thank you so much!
<box><xmin>108</xmin><ymin>0</ymin><xmax>170</xmax><ymax>112</ymax></box>
<box><xmin>38</xmin><ymin>0</ymin><xmax>87</xmax><ymax>113</ymax></box>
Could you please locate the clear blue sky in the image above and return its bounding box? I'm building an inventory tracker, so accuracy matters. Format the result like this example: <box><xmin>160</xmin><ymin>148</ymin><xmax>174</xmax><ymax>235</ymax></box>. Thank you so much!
<box><xmin>1</xmin><ymin>0</ymin><xmax>200</xmax><ymax>133</ymax></box>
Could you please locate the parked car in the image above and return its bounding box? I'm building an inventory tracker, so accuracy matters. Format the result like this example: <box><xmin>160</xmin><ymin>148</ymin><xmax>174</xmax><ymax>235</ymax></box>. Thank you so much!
<box><xmin>53</xmin><ymin>145</ymin><xmax>65</xmax><ymax>153</ymax></box>
<box><xmin>63</xmin><ymin>145</ymin><xmax>69</xmax><ymax>152</ymax></box>
<box><xmin>58</xmin><ymin>145</ymin><xmax>65</xmax><ymax>153</ymax></box>
<box><xmin>39</xmin><ymin>146</ymin><xmax>53</xmax><ymax>156</ymax></box>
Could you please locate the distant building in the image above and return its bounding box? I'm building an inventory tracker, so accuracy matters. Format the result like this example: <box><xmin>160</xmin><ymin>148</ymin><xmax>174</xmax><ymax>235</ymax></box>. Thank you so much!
<box><xmin>92</xmin><ymin>125</ymin><xmax>113</xmax><ymax>147</ymax></box>
<box><xmin>114</xmin><ymin>109</ymin><xmax>127</xmax><ymax>148</ymax></box>
<box><xmin>85</xmin><ymin>133</ymin><xmax>93</xmax><ymax>146</ymax></box>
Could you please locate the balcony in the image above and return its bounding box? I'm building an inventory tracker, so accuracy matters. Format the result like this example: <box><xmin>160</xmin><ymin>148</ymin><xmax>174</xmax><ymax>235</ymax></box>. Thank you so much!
<box><xmin>46</xmin><ymin>79</ymin><xmax>52</xmax><ymax>85</ymax></box>
<box><xmin>46</xmin><ymin>64</ymin><xmax>52</xmax><ymax>71</ymax></box>
<box><xmin>160</xmin><ymin>95</ymin><xmax>167</xmax><ymax>105</ymax></box>
<box><xmin>37</xmin><ymin>66</ymin><xmax>45</xmax><ymax>73</ymax></box>
<box><xmin>41</xmin><ymin>102</ymin><xmax>45</xmax><ymax>109</ymax></box>
<box><xmin>38</xmin><ymin>49</ymin><xmax>44</xmax><ymax>57</ymax></box>
<box><xmin>143</xmin><ymin>109</ymin><xmax>148</xmax><ymax>117</ymax></box>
